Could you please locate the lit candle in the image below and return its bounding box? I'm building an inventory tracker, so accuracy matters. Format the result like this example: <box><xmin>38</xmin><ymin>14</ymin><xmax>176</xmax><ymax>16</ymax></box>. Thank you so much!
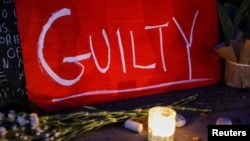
<box><xmin>148</xmin><ymin>106</ymin><xmax>176</xmax><ymax>141</ymax></box>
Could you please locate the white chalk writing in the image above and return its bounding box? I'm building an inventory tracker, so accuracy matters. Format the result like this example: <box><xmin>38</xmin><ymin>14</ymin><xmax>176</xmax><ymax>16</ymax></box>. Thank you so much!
<box><xmin>38</xmin><ymin>8</ymin><xmax>199</xmax><ymax>86</ymax></box>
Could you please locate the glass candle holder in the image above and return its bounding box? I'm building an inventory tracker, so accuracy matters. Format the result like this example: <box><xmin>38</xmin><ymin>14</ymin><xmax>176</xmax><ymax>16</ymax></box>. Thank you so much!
<box><xmin>148</xmin><ymin>106</ymin><xmax>176</xmax><ymax>141</ymax></box>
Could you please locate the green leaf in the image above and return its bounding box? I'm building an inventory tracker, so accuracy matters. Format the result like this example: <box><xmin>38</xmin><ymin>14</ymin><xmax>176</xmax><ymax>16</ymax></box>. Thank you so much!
<box><xmin>235</xmin><ymin>0</ymin><xmax>250</xmax><ymax>39</ymax></box>
<box><xmin>83</xmin><ymin>106</ymin><xmax>99</xmax><ymax>111</ymax></box>
<box><xmin>234</xmin><ymin>0</ymin><xmax>250</xmax><ymax>27</ymax></box>
<box><xmin>217</xmin><ymin>2</ymin><xmax>234</xmax><ymax>42</ymax></box>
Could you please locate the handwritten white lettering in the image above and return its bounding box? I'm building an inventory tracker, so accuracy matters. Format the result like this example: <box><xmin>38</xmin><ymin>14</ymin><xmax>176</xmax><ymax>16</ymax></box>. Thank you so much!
<box><xmin>2</xmin><ymin>0</ymin><xmax>14</xmax><ymax>4</ymax></box>
<box><xmin>38</xmin><ymin>8</ymin><xmax>201</xmax><ymax>89</ymax></box>
<box><xmin>130</xmin><ymin>31</ymin><xmax>156</xmax><ymax>69</ymax></box>
<box><xmin>172</xmin><ymin>10</ymin><xmax>199</xmax><ymax>79</ymax></box>
<box><xmin>89</xmin><ymin>29</ymin><xmax>110</xmax><ymax>73</ymax></box>
<box><xmin>0</xmin><ymin>8</ymin><xmax>8</xmax><ymax>18</ymax></box>
<box><xmin>38</xmin><ymin>8</ymin><xmax>85</xmax><ymax>86</ymax></box>
<box><xmin>145</xmin><ymin>22</ymin><xmax>169</xmax><ymax>71</ymax></box>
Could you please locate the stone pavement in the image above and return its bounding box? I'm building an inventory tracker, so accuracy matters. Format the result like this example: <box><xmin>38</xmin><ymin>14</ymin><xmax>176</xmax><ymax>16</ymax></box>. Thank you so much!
<box><xmin>70</xmin><ymin>84</ymin><xmax>250</xmax><ymax>141</ymax></box>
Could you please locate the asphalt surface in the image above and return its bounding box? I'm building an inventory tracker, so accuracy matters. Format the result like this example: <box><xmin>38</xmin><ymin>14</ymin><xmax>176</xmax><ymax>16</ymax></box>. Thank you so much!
<box><xmin>69</xmin><ymin>83</ymin><xmax>250</xmax><ymax>141</ymax></box>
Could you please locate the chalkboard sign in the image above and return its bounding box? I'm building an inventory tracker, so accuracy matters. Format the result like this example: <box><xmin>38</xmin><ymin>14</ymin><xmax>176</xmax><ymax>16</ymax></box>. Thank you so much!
<box><xmin>0</xmin><ymin>0</ymin><xmax>28</xmax><ymax>112</ymax></box>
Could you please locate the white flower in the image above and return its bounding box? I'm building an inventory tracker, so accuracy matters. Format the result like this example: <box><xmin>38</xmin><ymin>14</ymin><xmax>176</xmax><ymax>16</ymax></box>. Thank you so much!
<box><xmin>41</xmin><ymin>119</ymin><xmax>47</xmax><ymax>124</ymax></box>
<box><xmin>0</xmin><ymin>127</ymin><xmax>7</xmax><ymax>137</ymax></box>
<box><xmin>45</xmin><ymin>133</ymin><xmax>50</xmax><ymax>138</ymax></box>
<box><xmin>43</xmin><ymin>125</ymin><xmax>49</xmax><ymax>130</ymax></box>
<box><xmin>16</xmin><ymin>114</ymin><xmax>27</xmax><ymax>126</ymax></box>
<box><xmin>30</xmin><ymin>113</ymin><xmax>39</xmax><ymax>129</ymax></box>
<box><xmin>35</xmin><ymin>127</ymin><xmax>44</xmax><ymax>135</ymax></box>
<box><xmin>20</xmin><ymin>135</ymin><xmax>28</xmax><ymax>140</ymax></box>
<box><xmin>26</xmin><ymin>119</ymin><xmax>30</xmax><ymax>124</ymax></box>
<box><xmin>15</xmin><ymin>132</ymin><xmax>20</xmax><ymax>137</ymax></box>
<box><xmin>54</xmin><ymin>132</ymin><xmax>60</xmax><ymax>138</ymax></box>
<box><xmin>8</xmin><ymin>110</ymin><xmax>16</xmax><ymax>121</ymax></box>
<box><xmin>0</xmin><ymin>112</ymin><xmax>5</xmax><ymax>119</ymax></box>
<box><xmin>21</xmin><ymin>126</ymin><xmax>26</xmax><ymax>131</ymax></box>
<box><xmin>12</xmin><ymin>124</ymin><xmax>18</xmax><ymax>130</ymax></box>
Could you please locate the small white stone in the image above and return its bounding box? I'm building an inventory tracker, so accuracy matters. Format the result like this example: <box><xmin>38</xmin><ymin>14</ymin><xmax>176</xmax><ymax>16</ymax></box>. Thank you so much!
<box><xmin>215</xmin><ymin>117</ymin><xmax>232</xmax><ymax>125</ymax></box>
<box><xmin>176</xmin><ymin>114</ymin><xmax>186</xmax><ymax>127</ymax></box>
<box><xmin>124</xmin><ymin>119</ymin><xmax>143</xmax><ymax>133</ymax></box>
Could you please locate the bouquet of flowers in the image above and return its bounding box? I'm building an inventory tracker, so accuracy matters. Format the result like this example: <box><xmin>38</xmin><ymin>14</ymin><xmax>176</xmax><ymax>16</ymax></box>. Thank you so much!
<box><xmin>0</xmin><ymin>94</ymin><xmax>210</xmax><ymax>141</ymax></box>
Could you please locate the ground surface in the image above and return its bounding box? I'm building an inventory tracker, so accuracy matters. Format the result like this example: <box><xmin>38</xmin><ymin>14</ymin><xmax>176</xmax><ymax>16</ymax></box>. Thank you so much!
<box><xmin>68</xmin><ymin>83</ymin><xmax>250</xmax><ymax>141</ymax></box>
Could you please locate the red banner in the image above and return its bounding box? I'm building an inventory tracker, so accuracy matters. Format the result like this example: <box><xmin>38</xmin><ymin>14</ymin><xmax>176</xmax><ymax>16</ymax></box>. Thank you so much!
<box><xmin>15</xmin><ymin>0</ymin><xmax>221</xmax><ymax>111</ymax></box>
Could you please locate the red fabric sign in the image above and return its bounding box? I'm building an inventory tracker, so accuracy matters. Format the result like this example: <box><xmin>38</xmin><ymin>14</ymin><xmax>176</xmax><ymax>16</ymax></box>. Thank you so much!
<box><xmin>15</xmin><ymin>0</ymin><xmax>221</xmax><ymax>111</ymax></box>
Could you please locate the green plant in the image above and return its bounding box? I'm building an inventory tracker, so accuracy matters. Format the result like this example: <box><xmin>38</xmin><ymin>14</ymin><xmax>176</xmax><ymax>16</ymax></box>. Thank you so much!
<box><xmin>217</xmin><ymin>0</ymin><xmax>250</xmax><ymax>46</ymax></box>
<box><xmin>215</xmin><ymin>0</ymin><xmax>250</xmax><ymax>65</ymax></box>
<box><xmin>215</xmin><ymin>0</ymin><xmax>250</xmax><ymax>88</ymax></box>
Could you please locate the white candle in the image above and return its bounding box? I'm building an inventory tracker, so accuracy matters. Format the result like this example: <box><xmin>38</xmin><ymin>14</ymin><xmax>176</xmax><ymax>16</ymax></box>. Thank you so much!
<box><xmin>124</xmin><ymin>119</ymin><xmax>143</xmax><ymax>133</ymax></box>
<box><xmin>148</xmin><ymin>106</ymin><xmax>176</xmax><ymax>141</ymax></box>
